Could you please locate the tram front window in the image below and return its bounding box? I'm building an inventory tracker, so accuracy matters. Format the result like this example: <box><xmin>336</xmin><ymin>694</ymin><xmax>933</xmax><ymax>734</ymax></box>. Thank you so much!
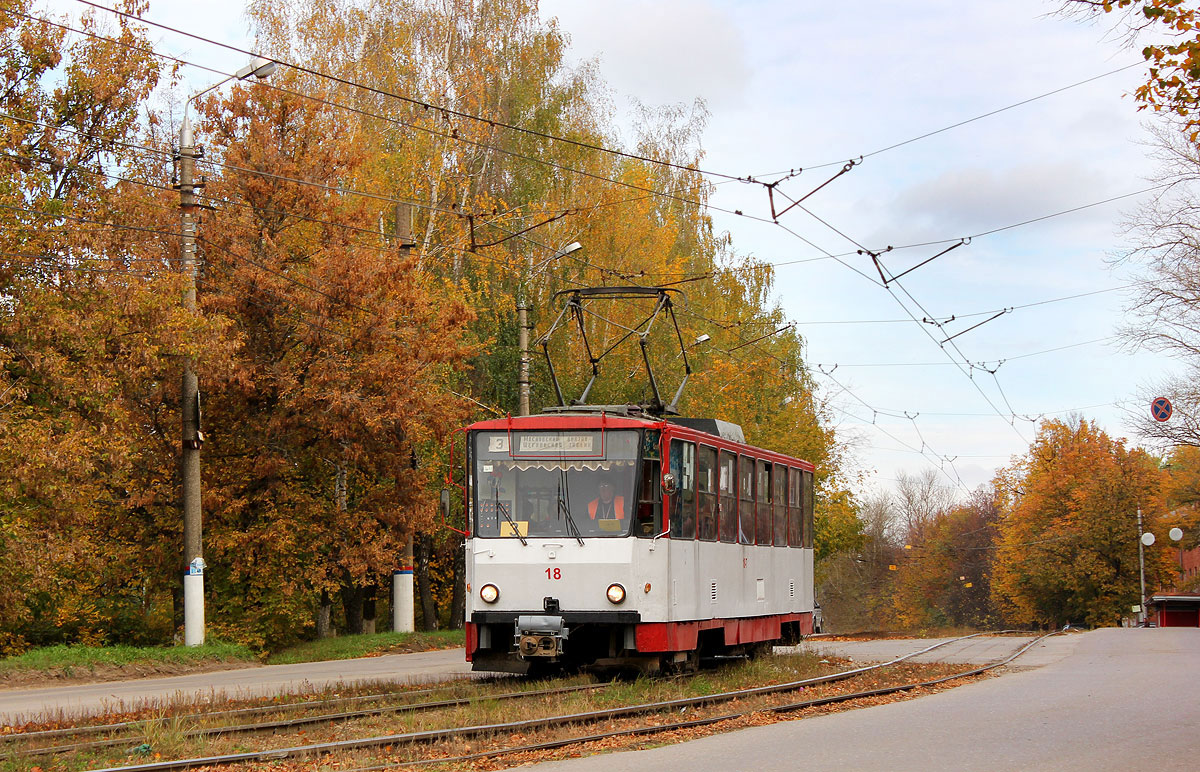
<box><xmin>473</xmin><ymin>430</ymin><xmax>640</xmax><ymax>538</ymax></box>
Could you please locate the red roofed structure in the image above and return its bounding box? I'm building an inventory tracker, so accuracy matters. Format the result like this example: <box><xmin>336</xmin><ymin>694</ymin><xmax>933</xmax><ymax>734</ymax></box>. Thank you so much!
<box><xmin>1146</xmin><ymin>545</ymin><xmax>1200</xmax><ymax>627</ymax></box>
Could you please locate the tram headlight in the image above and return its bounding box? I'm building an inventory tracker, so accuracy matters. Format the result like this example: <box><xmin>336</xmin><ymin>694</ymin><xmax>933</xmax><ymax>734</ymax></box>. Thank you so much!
<box><xmin>606</xmin><ymin>583</ymin><xmax>626</xmax><ymax>604</ymax></box>
<box><xmin>480</xmin><ymin>583</ymin><xmax>500</xmax><ymax>604</ymax></box>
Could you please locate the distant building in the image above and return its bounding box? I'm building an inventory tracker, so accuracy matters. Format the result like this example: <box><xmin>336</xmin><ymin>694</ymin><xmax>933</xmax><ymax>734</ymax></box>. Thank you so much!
<box><xmin>1146</xmin><ymin>545</ymin><xmax>1200</xmax><ymax>627</ymax></box>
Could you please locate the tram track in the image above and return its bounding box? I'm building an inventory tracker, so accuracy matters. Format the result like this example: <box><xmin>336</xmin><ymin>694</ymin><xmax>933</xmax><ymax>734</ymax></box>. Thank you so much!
<box><xmin>57</xmin><ymin>631</ymin><xmax>1047</xmax><ymax>772</ymax></box>
<box><xmin>396</xmin><ymin>631</ymin><xmax>1057</xmax><ymax>771</ymax></box>
<box><xmin>4</xmin><ymin>681</ymin><xmax>485</xmax><ymax>743</ymax></box>
<box><xmin>8</xmin><ymin>682</ymin><xmax>606</xmax><ymax>757</ymax></box>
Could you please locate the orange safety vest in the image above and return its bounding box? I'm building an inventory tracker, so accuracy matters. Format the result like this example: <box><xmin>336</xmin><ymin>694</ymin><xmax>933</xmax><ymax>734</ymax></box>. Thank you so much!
<box><xmin>588</xmin><ymin>496</ymin><xmax>625</xmax><ymax>520</ymax></box>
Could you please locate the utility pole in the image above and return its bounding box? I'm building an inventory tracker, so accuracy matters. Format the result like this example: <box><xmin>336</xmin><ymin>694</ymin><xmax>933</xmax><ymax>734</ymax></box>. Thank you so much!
<box><xmin>176</xmin><ymin>58</ymin><xmax>276</xmax><ymax>647</ymax></box>
<box><xmin>517</xmin><ymin>242</ymin><xmax>581</xmax><ymax>417</ymax></box>
<box><xmin>178</xmin><ymin>115</ymin><xmax>206</xmax><ymax>646</ymax></box>
<box><xmin>394</xmin><ymin>201</ymin><xmax>416</xmax><ymax>634</ymax></box>
<box><xmin>1137</xmin><ymin>507</ymin><xmax>1147</xmax><ymax>626</ymax></box>
<box><xmin>517</xmin><ymin>249</ymin><xmax>533</xmax><ymax>417</ymax></box>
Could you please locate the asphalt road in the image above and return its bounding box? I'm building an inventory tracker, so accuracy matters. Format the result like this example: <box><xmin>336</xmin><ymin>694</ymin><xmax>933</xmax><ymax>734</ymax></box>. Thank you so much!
<box><xmin>529</xmin><ymin>628</ymin><xmax>1200</xmax><ymax>772</ymax></box>
<box><xmin>790</xmin><ymin>632</ymin><xmax>1080</xmax><ymax>667</ymax></box>
<box><xmin>0</xmin><ymin>648</ymin><xmax>474</xmax><ymax>725</ymax></box>
<box><xmin>3</xmin><ymin>636</ymin><xmax>1015</xmax><ymax>726</ymax></box>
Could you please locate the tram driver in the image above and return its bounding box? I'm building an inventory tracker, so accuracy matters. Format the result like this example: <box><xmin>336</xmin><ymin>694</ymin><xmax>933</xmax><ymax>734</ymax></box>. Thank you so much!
<box><xmin>588</xmin><ymin>476</ymin><xmax>625</xmax><ymax>521</ymax></box>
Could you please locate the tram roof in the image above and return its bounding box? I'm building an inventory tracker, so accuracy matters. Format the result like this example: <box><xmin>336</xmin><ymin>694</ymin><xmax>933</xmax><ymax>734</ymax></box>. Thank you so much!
<box><xmin>466</xmin><ymin>409</ymin><xmax>814</xmax><ymax>469</ymax></box>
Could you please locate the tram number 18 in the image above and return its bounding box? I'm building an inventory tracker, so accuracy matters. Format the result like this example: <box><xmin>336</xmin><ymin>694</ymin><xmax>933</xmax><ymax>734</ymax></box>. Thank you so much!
<box><xmin>545</xmin><ymin>567</ymin><xmax>562</xmax><ymax>580</ymax></box>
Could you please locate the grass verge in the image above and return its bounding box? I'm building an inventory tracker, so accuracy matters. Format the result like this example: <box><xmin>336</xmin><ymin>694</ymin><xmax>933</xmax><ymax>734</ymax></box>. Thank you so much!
<box><xmin>267</xmin><ymin>630</ymin><xmax>466</xmax><ymax>664</ymax></box>
<box><xmin>0</xmin><ymin>641</ymin><xmax>254</xmax><ymax>674</ymax></box>
<box><xmin>0</xmin><ymin>631</ymin><xmax>467</xmax><ymax>688</ymax></box>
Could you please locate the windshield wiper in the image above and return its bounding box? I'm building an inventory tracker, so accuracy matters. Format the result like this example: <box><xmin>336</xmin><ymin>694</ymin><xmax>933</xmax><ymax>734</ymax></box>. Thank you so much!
<box><xmin>495</xmin><ymin>488</ymin><xmax>526</xmax><ymax>546</ymax></box>
<box><xmin>557</xmin><ymin>472</ymin><xmax>585</xmax><ymax>546</ymax></box>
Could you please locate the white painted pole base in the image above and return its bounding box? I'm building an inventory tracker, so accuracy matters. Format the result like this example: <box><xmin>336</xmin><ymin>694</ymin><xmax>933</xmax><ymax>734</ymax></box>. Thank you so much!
<box><xmin>184</xmin><ymin>572</ymin><xmax>205</xmax><ymax>646</ymax></box>
<box><xmin>394</xmin><ymin>568</ymin><xmax>414</xmax><ymax>633</ymax></box>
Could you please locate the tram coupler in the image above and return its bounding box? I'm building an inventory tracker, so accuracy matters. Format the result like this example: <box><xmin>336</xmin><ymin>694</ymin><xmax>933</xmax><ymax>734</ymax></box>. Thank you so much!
<box><xmin>514</xmin><ymin>614</ymin><xmax>570</xmax><ymax>658</ymax></box>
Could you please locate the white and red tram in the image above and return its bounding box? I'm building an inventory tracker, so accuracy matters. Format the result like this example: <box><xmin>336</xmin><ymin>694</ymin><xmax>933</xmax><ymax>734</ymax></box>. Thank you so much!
<box><xmin>451</xmin><ymin>405</ymin><xmax>817</xmax><ymax>674</ymax></box>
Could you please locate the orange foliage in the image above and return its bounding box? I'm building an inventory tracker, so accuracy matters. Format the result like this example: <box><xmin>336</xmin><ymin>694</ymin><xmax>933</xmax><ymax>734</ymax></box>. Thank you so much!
<box><xmin>991</xmin><ymin>418</ymin><xmax>1171</xmax><ymax>627</ymax></box>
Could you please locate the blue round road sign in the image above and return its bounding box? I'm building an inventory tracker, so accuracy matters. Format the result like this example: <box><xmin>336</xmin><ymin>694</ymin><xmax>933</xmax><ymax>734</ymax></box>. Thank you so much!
<box><xmin>1152</xmin><ymin>397</ymin><xmax>1173</xmax><ymax>422</ymax></box>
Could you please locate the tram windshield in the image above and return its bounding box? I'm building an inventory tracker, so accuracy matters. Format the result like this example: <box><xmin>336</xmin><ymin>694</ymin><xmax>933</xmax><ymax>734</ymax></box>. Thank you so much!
<box><xmin>472</xmin><ymin>430</ymin><xmax>640</xmax><ymax>539</ymax></box>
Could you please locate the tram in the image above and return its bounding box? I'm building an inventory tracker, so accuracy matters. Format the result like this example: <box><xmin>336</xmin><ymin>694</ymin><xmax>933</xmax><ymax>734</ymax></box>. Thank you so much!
<box><xmin>448</xmin><ymin>405</ymin><xmax>817</xmax><ymax>674</ymax></box>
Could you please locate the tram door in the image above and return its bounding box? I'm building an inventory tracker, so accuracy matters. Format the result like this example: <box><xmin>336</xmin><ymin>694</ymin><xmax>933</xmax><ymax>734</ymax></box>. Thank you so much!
<box><xmin>635</xmin><ymin>430</ymin><xmax>663</xmax><ymax>537</ymax></box>
<box><xmin>667</xmin><ymin>439</ymin><xmax>698</xmax><ymax>618</ymax></box>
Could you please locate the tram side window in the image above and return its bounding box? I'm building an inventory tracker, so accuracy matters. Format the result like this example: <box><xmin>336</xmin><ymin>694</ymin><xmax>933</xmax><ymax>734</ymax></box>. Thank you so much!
<box><xmin>669</xmin><ymin>439</ymin><xmax>696</xmax><ymax>539</ymax></box>
<box><xmin>787</xmin><ymin>468</ymin><xmax>801</xmax><ymax>547</ymax></box>
<box><xmin>718</xmin><ymin>451</ymin><xmax>737</xmax><ymax>543</ymax></box>
<box><xmin>802</xmin><ymin>469</ymin><xmax>815</xmax><ymax>549</ymax></box>
<box><xmin>697</xmin><ymin>445</ymin><xmax>718</xmax><ymax>541</ymax></box>
<box><xmin>738</xmin><ymin>455</ymin><xmax>755</xmax><ymax>544</ymax></box>
<box><xmin>773</xmin><ymin>465</ymin><xmax>788</xmax><ymax>546</ymax></box>
<box><xmin>756</xmin><ymin>460</ymin><xmax>772</xmax><ymax>545</ymax></box>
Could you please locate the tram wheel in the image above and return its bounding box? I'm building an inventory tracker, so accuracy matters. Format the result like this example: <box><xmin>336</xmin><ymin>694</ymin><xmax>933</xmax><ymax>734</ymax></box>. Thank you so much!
<box><xmin>661</xmin><ymin>650</ymin><xmax>699</xmax><ymax>675</ymax></box>
<box><xmin>747</xmin><ymin>641</ymin><xmax>774</xmax><ymax>660</ymax></box>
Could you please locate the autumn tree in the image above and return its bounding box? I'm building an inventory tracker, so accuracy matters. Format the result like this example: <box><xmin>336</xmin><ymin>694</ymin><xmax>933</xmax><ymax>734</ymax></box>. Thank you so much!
<box><xmin>891</xmin><ymin>488</ymin><xmax>1001</xmax><ymax>629</ymax></box>
<box><xmin>817</xmin><ymin>493</ymin><xmax>900</xmax><ymax>632</ymax></box>
<box><xmin>1064</xmin><ymin>1</ymin><xmax>1200</xmax><ymax>128</ymax></box>
<box><xmin>243</xmin><ymin>0</ymin><xmax>857</xmax><ymax>633</ymax></box>
<box><xmin>192</xmin><ymin>73</ymin><xmax>473</xmax><ymax>648</ymax></box>
<box><xmin>992</xmin><ymin>417</ymin><xmax>1171</xmax><ymax>628</ymax></box>
<box><xmin>0</xmin><ymin>0</ymin><xmax>857</xmax><ymax>650</ymax></box>
<box><xmin>1158</xmin><ymin>445</ymin><xmax>1200</xmax><ymax>584</ymax></box>
<box><xmin>0</xmin><ymin>2</ymin><xmax>239</xmax><ymax>648</ymax></box>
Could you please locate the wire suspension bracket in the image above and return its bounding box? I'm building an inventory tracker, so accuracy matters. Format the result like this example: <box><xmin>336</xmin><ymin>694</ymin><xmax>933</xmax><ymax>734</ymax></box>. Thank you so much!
<box><xmin>766</xmin><ymin>158</ymin><xmax>860</xmax><ymax>222</ymax></box>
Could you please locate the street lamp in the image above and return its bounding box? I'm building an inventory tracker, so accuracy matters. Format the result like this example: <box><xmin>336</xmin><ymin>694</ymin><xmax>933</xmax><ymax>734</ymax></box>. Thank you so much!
<box><xmin>1170</xmin><ymin>527</ymin><xmax>1185</xmax><ymax>583</ymax></box>
<box><xmin>178</xmin><ymin>57</ymin><xmax>276</xmax><ymax>647</ymax></box>
<box><xmin>517</xmin><ymin>241</ymin><xmax>583</xmax><ymax>416</ymax></box>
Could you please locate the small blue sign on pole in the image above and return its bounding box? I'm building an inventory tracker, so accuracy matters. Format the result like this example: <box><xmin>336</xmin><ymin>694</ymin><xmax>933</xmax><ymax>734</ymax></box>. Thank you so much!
<box><xmin>1152</xmin><ymin>397</ymin><xmax>1173</xmax><ymax>422</ymax></box>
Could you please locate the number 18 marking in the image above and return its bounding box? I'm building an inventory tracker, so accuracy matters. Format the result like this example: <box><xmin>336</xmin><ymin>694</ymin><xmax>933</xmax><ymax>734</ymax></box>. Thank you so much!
<box><xmin>545</xmin><ymin>567</ymin><xmax>562</xmax><ymax>580</ymax></box>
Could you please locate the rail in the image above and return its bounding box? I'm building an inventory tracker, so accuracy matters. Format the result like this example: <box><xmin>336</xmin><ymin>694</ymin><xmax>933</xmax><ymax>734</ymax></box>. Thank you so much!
<box><xmin>62</xmin><ymin>631</ymin><xmax>1052</xmax><ymax>772</ymax></box>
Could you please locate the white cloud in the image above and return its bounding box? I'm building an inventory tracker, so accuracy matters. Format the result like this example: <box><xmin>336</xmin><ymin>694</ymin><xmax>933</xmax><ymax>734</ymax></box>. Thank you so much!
<box><xmin>542</xmin><ymin>0</ymin><xmax>750</xmax><ymax>109</ymax></box>
<box><xmin>884</xmin><ymin>161</ymin><xmax>1117</xmax><ymax>244</ymax></box>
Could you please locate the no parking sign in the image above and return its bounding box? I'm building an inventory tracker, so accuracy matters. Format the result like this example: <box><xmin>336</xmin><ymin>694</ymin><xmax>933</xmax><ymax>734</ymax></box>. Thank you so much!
<box><xmin>1152</xmin><ymin>397</ymin><xmax>1173</xmax><ymax>422</ymax></box>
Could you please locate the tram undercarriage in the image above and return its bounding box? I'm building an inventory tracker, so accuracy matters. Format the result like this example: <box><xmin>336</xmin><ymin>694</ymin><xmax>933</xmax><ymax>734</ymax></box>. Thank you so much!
<box><xmin>467</xmin><ymin>611</ymin><xmax>814</xmax><ymax>676</ymax></box>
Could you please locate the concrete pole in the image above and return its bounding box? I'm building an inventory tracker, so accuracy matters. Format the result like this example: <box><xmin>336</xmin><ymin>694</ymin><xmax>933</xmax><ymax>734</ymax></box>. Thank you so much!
<box><xmin>394</xmin><ymin>534</ymin><xmax>415</xmax><ymax>633</ymax></box>
<box><xmin>517</xmin><ymin>305</ymin><xmax>531</xmax><ymax>416</ymax></box>
<box><xmin>517</xmin><ymin>248</ymin><xmax>533</xmax><ymax>417</ymax></box>
<box><xmin>1137</xmin><ymin>507</ymin><xmax>1147</xmax><ymax>626</ymax></box>
<box><xmin>516</xmin><ymin>242</ymin><xmax>579</xmax><ymax>417</ymax></box>
<box><xmin>174</xmin><ymin>61</ymin><xmax>276</xmax><ymax>647</ymax></box>
<box><xmin>179</xmin><ymin>115</ymin><xmax>205</xmax><ymax>646</ymax></box>
<box><xmin>393</xmin><ymin>202</ymin><xmax>417</xmax><ymax>634</ymax></box>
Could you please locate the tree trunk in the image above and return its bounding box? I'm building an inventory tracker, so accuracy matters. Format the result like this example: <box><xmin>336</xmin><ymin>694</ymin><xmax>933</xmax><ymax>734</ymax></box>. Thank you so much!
<box><xmin>335</xmin><ymin>464</ymin><xmax>367</xmax><ymax>634</ymax></box>
<box><xmin>341</xmin><ymin>581</ymin><xmax>365</xmax><ymax>635</ymax></box>
<box><xmin>171</xmin><ymin>584</ymin><xmax>183</xmax><ymax>643</ymax></box>
<box><xmin>415</xmin><ymin>532</ymin><xmax>438</xmax><ymax>630</ymax></box>
<box><xmin>362</xmin><ymin>580</ymin><xmax>377</xmax><ymax>635</ymax></box>
<box><xmin>449</xmin><ymin>535</ymin><xmax>465</xmax><ymax>629</ymax></box>
<box><xmin>316</xmin><ymin>590</ymin><xmax>332</xmax><ymax>639</ymax></box>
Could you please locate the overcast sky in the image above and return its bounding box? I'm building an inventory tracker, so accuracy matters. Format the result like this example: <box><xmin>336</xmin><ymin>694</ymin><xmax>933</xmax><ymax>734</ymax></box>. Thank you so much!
<box><xmin>540</xmin><ymin>0</ymin><xmax>1166</xmax><ymax>495</ymax></box>
<box><xmin>41</xmin><ymin>0</ymin><xmax>1175</xmax><ymax>497</ymax></box>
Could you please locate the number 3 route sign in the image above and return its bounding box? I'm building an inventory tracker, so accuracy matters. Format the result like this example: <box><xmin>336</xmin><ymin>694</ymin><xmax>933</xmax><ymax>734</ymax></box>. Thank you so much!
<box><xmin>1152</xmin><ymin>397</ymin><xmax>1173</xmax><ymax>422</ymax></box>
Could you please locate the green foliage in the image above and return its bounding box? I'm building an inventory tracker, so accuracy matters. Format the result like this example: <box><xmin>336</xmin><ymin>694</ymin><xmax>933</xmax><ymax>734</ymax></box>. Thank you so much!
<box><xmin>814</xmin><ymin>487</ymin><xmax>866</xmax><ymax>563</ymax></box>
